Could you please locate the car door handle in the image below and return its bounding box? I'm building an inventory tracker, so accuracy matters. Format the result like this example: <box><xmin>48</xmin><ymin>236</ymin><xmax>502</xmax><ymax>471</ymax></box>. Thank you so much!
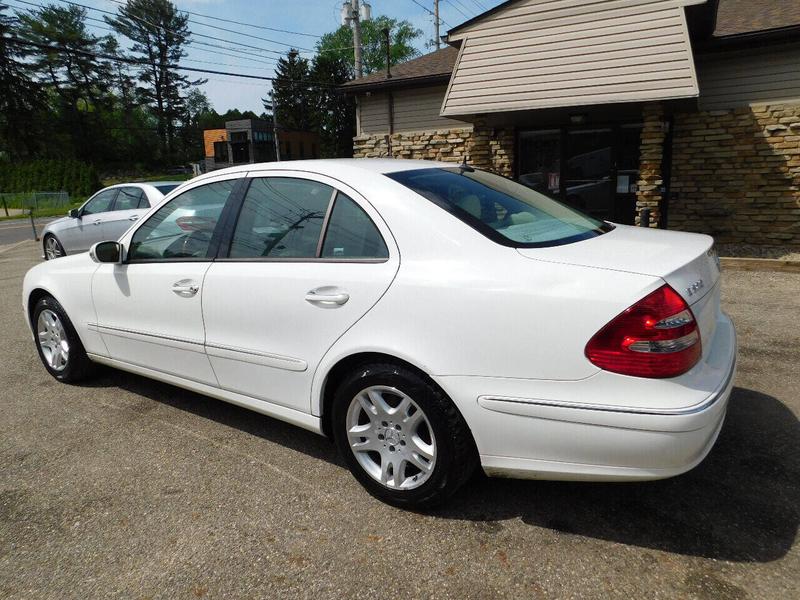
<box><xmin>172</xmin><ymin>280</ymin><xmax>199</xmax><ymax>297</ymax></box>
<box><xmin>305</xmin><ymin>289</ymin><xmax>349</xmax><ymax>306</ymax></box>
<box><xmin>93</xmin><ymin>219</ymin><xmax>102</xmax><ymax>225</ymax></box>
<box><xmin>129</xmin><ymin>215</ymin><xmax>139</xmax><ymax>221</ymax></box>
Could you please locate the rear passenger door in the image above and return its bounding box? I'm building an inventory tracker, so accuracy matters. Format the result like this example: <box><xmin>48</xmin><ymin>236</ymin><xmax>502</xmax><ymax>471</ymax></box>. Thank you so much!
<box><xmin>102</xmin><ymin>186</ymin><xmax>147</xmax><ymax>241</ymax></box>
<box><xmin>201</xmin><ymin>173</ymin><xmax>399</xmax><ymax>413</ymax></box>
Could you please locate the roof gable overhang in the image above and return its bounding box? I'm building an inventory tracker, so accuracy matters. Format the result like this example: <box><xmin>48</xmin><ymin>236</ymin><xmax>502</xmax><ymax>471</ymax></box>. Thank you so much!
<box><xmin>441</xmin><ymin>0</ymin><xmax>706</xmax><ymax>118</ymax></box>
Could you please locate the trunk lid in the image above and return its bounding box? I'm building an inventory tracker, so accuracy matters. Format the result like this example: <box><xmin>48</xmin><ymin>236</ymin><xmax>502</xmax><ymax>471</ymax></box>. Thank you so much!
<box><xmin>517</xmin><ymin>224</ymin><xmax>721</xmax><ymax>358</ymax></box>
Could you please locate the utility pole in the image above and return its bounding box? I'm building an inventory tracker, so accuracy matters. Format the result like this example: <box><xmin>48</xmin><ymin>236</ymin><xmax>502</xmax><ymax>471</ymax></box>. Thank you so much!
<box><xmin>434</xmin><ymin>0</ymin><xmax>440</xmax><ymax>49</ymax></box>
<box><xmin>269</xmin><ymin>89</ymin><xmax>281</xmax><ymax>162</ymax></box>
<box><xmin>342</xmin><ymin>1</ymin><xmax>370</xmax><ymax>78</ymax></box>
<box><xmin>352</xmin><ymin>0</ymin><xmax>363</xmax><ymax>79</ymax></box>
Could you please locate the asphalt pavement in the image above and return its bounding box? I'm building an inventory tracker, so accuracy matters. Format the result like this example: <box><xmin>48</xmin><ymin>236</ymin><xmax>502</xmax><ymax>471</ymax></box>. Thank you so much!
<box><xmin>1</xmin><ymin>240</ymin><xmax>798</xmax><ymax>599</ymax></box>
<box><xmin>0</xmin><ymin>218</ymin><xmax>56</xmax><ymax>247</ymax></box>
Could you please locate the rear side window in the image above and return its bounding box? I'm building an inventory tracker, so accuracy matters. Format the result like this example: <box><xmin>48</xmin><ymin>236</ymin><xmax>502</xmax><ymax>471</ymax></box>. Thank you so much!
<box><xmin>114</xmin><ymin>187</ymin><xmax>145</xmax><ymax>211</ymax></box>
<box><xmin>322</xmin><ymin>193</ymin><xmax>388</xmax><ymax>259</ymax></box>
<box><xmin>129</xmin><ymin>180</ymin><xmax>235</xmax><ymax>260</ymax></box>
<box><xmin>387</xmin><ymin>168</ymin><xmax>611</xmax><ymax>248</ymax></box>
<box><xmin>229</xmin><ymin>178</ymin><xmax>332</xmax><ymax>258</ymax></box>
<box><xmin>155</xmin><ymin>184</ymin><xmax>179</xmax><ymax>195</ymax></box>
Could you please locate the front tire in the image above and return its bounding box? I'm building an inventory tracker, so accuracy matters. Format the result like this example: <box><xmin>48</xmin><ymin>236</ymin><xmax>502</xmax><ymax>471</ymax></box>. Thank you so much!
<box><xmin>332</xmin><ymin>363</ymin><xmax>477</xmax><ymax>509</ymax></box>
<box><xmin>32</xmin><ymin>295</ymin><xmax>95</xmax><ymax>383</ymax></box>
<box><xmin>43</xmin><ymin>234</ymin><xmax>66</xmax><ymax>260</ymax></box>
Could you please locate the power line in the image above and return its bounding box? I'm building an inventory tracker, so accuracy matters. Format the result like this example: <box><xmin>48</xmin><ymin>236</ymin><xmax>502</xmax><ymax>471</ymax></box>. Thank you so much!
<box><xmin>409</xmin><ymin>0</ymin><xmax>451</xmax><ymax>29</ymax></box>
<box><xmin>6</xmin><ymin>0</ymin><xmax>282</xmax><ymax>68</ymax></box>
<box><xmin>103</xmin><ymin>0</ymin><xmax>315</xmax><ymax>52</ymax></box>
<box><xmin>469</xmin><ymin>0</ymin><xmax>489</xmax><ymax>12</ymax></box>
<box><xmin>447</xmin><ymin>0</ymin><xmax>475</xmax><ymax>20</ymax></box>
<box><xmin>4</xmin><ymin>37</ymin><xmax>343</xmax><ymax>88</ymax></box>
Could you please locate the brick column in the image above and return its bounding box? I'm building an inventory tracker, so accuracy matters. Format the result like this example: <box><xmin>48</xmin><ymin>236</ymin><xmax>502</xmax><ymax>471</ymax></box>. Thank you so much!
<box><xmin>468</xmin><ymin>118</ymin><xmax>492</xmax><ymax>170</ymax></box>
<box><xmin>636</xmin><ymin>103</ymin><xmax>665</xmax><ymax>227</ymax></box>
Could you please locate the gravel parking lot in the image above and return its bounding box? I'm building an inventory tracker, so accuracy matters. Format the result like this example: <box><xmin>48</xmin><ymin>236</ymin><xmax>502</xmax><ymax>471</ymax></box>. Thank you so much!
<box><xmin>1</xmin><ymin>241</ymin><xmax>798</xmax><ymax>599</ymax></box>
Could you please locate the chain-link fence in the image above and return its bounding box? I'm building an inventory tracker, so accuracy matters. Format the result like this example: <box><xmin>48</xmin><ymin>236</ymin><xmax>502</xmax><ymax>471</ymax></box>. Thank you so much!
<box><xmin>1</xmin><ymin>191</ymin><xmax>71</xmax><ymax>216</ymax></box>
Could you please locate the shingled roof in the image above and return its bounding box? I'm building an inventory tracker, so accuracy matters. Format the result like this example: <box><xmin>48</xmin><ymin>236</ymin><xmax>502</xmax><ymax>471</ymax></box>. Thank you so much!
<box><xmin>340</xmin><ymin>46</ymin><xmax>458</xmax><ymax>91</ymax></box>
<box><xmin>714</xmin><ymin>0</ymin><xmax>800</xmax><ymax>36</ymax></box>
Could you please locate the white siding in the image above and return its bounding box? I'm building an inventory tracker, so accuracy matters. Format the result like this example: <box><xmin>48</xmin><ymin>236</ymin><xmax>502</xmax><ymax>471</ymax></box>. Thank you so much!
<box><xmin>442</xmin><ymin>0</ymin><xmax>703</xmax><ymax>116</ymax></box>
<box><xmin>358</xmin><ymin>86</ymin><xmax>472</xmax><ymax>135</ymax></box>
<box><xmin>697</xmin><ymin>44</ymin><xmax>800</xmax><ymax>110</ymax></box>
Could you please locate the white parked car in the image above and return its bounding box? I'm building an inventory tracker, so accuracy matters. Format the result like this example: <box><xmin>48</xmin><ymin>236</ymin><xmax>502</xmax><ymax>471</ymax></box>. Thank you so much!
<box><xmin>41</xmin><ymin>182</ymin><xmax>184</xmax><ymax>260</ymax></box>
<box><xmin>22</xmin><ymin>160</ymin><xmax>736</xmax><ymax>508</ymax></box>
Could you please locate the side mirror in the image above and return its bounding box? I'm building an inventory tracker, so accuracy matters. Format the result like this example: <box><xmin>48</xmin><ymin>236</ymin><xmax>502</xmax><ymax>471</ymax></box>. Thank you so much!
<box><xmin>89</xmin><ymin>241</ymin><xmax>123</xmax><ymax>264</ymax></box>
<box><xmin>68</xmin><ymin>208</ymin><xmax>81</xmax><ymax>219</ymax></box>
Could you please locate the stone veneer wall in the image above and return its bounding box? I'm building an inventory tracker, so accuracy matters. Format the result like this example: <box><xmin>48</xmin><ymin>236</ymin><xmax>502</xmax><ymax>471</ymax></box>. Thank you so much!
<box><xmin>668</xmin><ymin>103</ymin><xmax>800</xmax><ymax>246</ymax></box>
<box><xmin>635</xmin><ymin>104</ymin><xmax>666</xmax><ymax>226</ymax></box>
<box><xmin>352</xmin><ymin>124</ymin><xmax>515</xmax><ymax>176</ymax></box>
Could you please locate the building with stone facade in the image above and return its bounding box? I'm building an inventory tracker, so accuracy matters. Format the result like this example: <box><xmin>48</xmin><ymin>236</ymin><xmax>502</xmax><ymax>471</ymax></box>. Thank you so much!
<box><xmin>342</xmin><ymin>0</ymin><xmax>800</xmax><ymax>246</ymax></box>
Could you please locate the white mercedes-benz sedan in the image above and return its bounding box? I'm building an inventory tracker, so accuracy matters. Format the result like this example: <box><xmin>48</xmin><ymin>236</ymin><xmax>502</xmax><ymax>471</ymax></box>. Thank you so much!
<box><xmin>22</xmin><ymin>159</ymin><xmax>736</xmax><ymax>508</ymax></box>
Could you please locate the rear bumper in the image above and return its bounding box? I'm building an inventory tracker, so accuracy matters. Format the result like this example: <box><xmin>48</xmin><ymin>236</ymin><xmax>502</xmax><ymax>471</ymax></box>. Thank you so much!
<box><xmin>435</xmin><ymin>312</ymin><xmax>737</xmax><ymax>481</ymax></box>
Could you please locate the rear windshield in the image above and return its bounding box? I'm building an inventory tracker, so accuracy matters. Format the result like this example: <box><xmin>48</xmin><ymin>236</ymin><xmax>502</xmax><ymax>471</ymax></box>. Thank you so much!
<box><xmin>155</xmin><ymin>184</ymin><xmax>179</xmax><ymax>195</ymax></box>
<box><xmin>387</xmin><ymin>167</ymin><xmax>612</xmax><ymax>248</ymax></box>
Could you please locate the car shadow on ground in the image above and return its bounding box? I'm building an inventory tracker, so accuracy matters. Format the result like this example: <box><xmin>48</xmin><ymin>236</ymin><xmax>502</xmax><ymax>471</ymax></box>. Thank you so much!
<box><xmin>82</xmin><ymin>372</ymin><xmax>798</xmax><ymax>563</ymax></box>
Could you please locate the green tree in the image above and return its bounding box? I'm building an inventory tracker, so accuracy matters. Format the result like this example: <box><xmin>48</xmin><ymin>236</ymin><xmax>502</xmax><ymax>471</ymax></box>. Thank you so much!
<box><xmin>0</xmin><ymin>4</ymin><xmax>45</xmax><ymax>161</ymax></box>
<box><xmin>16</xmin><ymin>3</ymin><xmax>114</xmax><ymax>162</ymax></box>
<box><xmin>105</xmin><ymin>0</ymin><xmax>205</xmax><ymax>161</ymax></box>
<box><xmin>316</xmin><ymin>15</ymin><xmax>422</xmax><ymax>77</ymax></box>
<box><xmin>270</xmin><ymin>50</ymin><xmax>314</xmax><ymax>131</ymax></box>
<box><xmin>309</xmin><ymin>53</ymin><xmax>354</xmax><ymax>158</ymax></box>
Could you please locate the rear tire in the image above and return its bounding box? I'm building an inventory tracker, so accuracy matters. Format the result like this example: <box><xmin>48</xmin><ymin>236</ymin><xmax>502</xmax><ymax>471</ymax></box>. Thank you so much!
<box><xmin>32</xmin><ymin>295</ymin><xmax>95</xmax><ymax>383</ymax></box>
<box><xmin>43</xmin><ymin>234</ymin><xmax>66</xmax><ymax>260</ymax></box>
<box><xmin>332</xmin><ymin>363</ymin><xmax>477</xmax><ymax>509</ymax></box>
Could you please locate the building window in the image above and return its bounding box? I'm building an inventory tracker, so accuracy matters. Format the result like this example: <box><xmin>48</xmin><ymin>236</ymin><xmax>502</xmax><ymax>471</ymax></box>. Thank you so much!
<box><xmin>213</xmin><ymin>141</ymin><xmax>228</xmax><ymax>162</ymax></box>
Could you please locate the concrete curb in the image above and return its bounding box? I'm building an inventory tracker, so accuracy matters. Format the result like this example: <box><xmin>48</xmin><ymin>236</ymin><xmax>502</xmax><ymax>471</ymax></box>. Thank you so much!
<box><xmin>721</xmin><ymin>257</ymin><xmax>800</xmax><ymax>273</ymax></box>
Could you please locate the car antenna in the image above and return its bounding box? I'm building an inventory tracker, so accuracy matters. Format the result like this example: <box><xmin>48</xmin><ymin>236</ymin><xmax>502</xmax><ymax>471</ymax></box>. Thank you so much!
<box><xmin>459</xmin><ymin>156</ymin><xmax>475</xmax><ymax>173</ymax></box>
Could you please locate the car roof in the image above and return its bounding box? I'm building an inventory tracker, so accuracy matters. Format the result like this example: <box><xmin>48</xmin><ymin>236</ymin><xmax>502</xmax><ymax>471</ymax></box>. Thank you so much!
<box><xmin>188</xmin><ymin>159</ymin><xmax>449</xmax><ymax>186</ymax></box>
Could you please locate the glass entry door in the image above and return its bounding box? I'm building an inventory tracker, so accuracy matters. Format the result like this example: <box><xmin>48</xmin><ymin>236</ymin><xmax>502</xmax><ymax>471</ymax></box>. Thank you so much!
<box><xmin>517</xmin><ymin>124</ymin><xmax>642</xmax><ymax>225</ymax></box>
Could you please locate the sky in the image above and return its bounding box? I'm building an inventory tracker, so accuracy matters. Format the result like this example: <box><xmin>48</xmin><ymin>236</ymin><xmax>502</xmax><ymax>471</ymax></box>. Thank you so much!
<box><xmin>7</xmin><ymin>0</ymin><xmax>507</xmax><ymax>113</ymax></box>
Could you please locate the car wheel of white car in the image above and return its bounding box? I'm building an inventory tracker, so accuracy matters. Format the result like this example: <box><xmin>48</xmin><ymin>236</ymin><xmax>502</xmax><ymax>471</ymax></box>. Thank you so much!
<box><xmin>333</xmin><ymin>363</ymin><xmax>477</xmax><ymax>508</ymax></box>
<box><xmin>32</xmin><ymin>296</ymin><xmax>94</xmax><ymax>383</ymax></box>
<box><xmin>43</xmin><ymin>235</ymin><xmax>66</xmax><ymax>260</ymax></box>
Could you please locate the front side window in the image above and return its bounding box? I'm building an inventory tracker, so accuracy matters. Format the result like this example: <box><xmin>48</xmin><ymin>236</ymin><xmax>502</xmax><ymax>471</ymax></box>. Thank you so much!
<box><xmin>128</xmin><ymin>180</ymin><xmax>235</xmax><ymax>260</ymax></box>
<box><xmin>322</xmin><ymin>193</ymin><xmax>388</xmax><ymax>259</ymax></box>
<box><xmin>229</xmin><ymin>177</ymin><xmax>331</xmax><ymax>258</ymax></box>
<box><xmin>82</xmin><ymin>189</ymin><xmax>117</xmax><ymax>215</ymax></box>
<box><xmin>387</xmin><ymin>167</ymin><xmax>611</xmax><ymax>248</ymax></box>
<box><xmin>114</xmin><ymin>187</ymin><xmax>145</xmax><ymax>211</ymax></box>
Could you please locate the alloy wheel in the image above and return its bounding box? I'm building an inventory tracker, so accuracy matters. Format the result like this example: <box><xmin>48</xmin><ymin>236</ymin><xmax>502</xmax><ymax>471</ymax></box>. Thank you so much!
<box><xmin>37</xmin><ymin>309</ymin><xmax>69</xmax><ymax>371</ymax></box>
<box><xmin>45</xmin><ymin>237</ymin><xmax>63</xmax><ymax>260</ymax></box>
<box><xmin>346</xmin><ymin>385</ymin><xmax>437</xmax><ymax>490</ymax></box>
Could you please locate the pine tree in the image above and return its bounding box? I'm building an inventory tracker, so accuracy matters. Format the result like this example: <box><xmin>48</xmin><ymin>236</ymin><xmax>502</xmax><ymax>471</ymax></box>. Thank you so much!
<box><xmin>105</xmin><ymin>0</ymin><xmax>205</xmax><ymax>162</ymax></box>
<box><xmin>17</xmin><ymin>3</ymin><xmax>115</xmax><ymax>163</ymax></box>
<box><xmin>310</xmin><ymin>53</ymin><xmax>355</xmax><ymax>158</ymax></box>
<box><xmin>270</xmin><ymin>50</ymin><xmax>314</xmax><ymax>132</ymax></box>
<box><xmin>0</xmin><ymin>4</ymin><xmax>45</xmax><ymax>161</ymax></box>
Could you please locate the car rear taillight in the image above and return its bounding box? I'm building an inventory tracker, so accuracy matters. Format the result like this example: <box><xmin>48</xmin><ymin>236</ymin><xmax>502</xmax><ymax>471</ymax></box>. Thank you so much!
<box><xmin>585</xmin><ymin>284</ymin><xmax>701</xmax><ymax>378</ymax></box>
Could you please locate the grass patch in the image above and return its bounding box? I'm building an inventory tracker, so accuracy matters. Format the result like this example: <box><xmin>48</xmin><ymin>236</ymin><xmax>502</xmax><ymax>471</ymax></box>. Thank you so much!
<box><xmin>0</xmin><ymin>201</ymin><xmax>84</xmax><ymax>221</ymax></box>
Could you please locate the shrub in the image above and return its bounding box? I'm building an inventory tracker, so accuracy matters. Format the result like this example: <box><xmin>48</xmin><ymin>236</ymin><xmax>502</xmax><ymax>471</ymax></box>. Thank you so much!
<box><xmin>0</xmin><ymin>159</ymin><xmax>101</xmax><ymax>196</ymax></box>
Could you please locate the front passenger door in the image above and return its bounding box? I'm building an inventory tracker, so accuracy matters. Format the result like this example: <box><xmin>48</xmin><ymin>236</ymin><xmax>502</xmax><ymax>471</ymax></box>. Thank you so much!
<box><xmin>60</xmin><ymin>189</ymin><xmax>118</xmax><ymax>253</ymax></box>
<box><xmin>91</xmin><ymin>177</ymin><xmax>240</xmax><ymax>384</ymax></box>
